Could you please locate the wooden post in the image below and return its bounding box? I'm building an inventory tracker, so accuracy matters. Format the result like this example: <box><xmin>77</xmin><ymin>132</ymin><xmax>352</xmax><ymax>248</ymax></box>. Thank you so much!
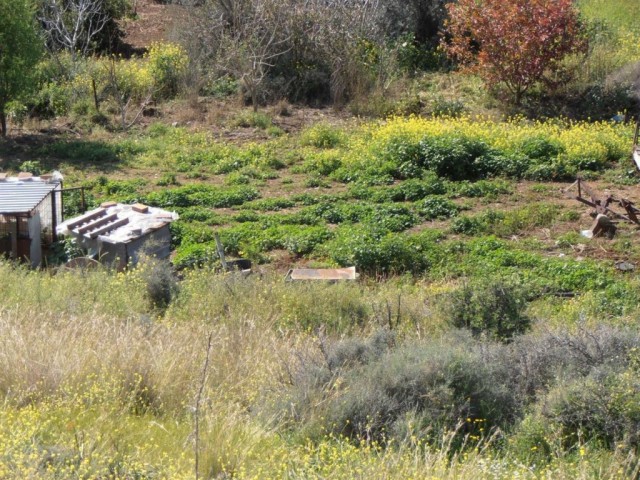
<box><xmin>214</xmin><ymin>233</ymin><xmax>227</xmax><ymax>271</ymax></box>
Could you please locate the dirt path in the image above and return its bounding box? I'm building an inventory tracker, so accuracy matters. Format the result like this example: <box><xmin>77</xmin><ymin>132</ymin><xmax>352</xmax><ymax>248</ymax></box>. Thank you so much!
<box><xmin>121</xmin><ymin>0</ymin><xmax>190</xmax><ymax>50</ymax></box>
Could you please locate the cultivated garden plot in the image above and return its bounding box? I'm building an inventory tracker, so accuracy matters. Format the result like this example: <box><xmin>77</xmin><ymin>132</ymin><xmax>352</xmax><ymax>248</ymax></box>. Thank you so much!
<box><xmin>2</xmin><ymin>0</ymin><xmax>640</xmax><ymax>476</ymax></box>
<box><xmin>1</xmin><ymin>115</ymin><xmax>640</xmax><ymax>478</ymax></box>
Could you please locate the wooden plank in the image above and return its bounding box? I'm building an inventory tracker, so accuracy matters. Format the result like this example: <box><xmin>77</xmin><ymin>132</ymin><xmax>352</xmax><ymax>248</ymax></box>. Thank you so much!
<box><xmin>214</xmin><ymin>232</ymin><xmax>227</xmax><ymax>271</ymax></box>
<box><xmin>286</xmin><ymin>267</ymin><xmax>357</xmax><ymax>281</ymax></box>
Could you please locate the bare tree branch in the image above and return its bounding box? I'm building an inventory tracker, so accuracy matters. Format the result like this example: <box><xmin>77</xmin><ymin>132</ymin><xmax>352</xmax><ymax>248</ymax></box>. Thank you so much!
<box><xmin>39</xmin><ymin>0</ymin><xmax>110</xmax><ymax>59</ymax></box>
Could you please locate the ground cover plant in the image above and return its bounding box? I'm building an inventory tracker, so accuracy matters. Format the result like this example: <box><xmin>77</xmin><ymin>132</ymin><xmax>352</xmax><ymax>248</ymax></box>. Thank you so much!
<box><xmin>2</xmin><ymin>0</ymin><xmax>640</xmax><ymax>477</ymax></box>
<box><xmin>2</xmin><ymin>111</ymin><xmax>640</xmax><ymax>477</ymax></box>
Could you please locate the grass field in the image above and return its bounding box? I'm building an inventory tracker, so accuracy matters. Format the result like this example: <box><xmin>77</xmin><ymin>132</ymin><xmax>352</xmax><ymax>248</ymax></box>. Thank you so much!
<box><xmin>579</xmin><ymin>0</ymin><xmax>640</xmax><ymax>32</ymax></box>
<box><xmin>2</xmin><ymin>112</ymin><xmax>640</xmax><ymax>478</ymax></box>
<box><xmin>1</xmin><ymin>0</ymin><xmax>640</xmax><ymax>477</ymax></box>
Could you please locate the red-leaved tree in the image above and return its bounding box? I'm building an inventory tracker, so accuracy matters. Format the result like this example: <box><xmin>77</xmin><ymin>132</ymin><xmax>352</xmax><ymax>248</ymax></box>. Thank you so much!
<box><xmin>442</xmin><ymin>0</ymin><xmax>587</xmax><ymax>105</ymax></box>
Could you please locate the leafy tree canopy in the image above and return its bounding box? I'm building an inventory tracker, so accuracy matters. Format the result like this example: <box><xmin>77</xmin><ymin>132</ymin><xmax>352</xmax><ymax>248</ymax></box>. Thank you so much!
<box><xmin>442</xmin><ymin>0</ymin><xmax>587</xmax><ymax>105</ymax></box>
<box><xmin>0</xmin><ymin>0</ymin><xmax>42</xmax><ymax>136</ymax></box>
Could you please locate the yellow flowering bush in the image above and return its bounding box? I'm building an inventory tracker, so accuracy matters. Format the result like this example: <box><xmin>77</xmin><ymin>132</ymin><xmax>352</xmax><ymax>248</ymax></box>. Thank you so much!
<box><xmin>617</xmin><ymin>27</ymin><xmax>640</xmax><ymax>63</ymax></box>
<box><xmin>334</xmin><ymin>116</ymin><xmax>632</xmax><ymax>182</ymax></box>
<box><xmin>146</xmin><ymin>42</ymin><xmax>189</xmax><ymax>99</ymax></box>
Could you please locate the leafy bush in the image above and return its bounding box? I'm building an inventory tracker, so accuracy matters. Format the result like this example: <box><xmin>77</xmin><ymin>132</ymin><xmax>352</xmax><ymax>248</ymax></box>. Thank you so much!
<box><xmin>302</xmin><ymin>201</ymin><xmax>418</xmax><ymax>232</ymax></box>
<box><xmin>451</xmin><ymin>216</ymin><xmax>486</xmax><ymax>236</ymax></box>
<box><xmin>300</xmin><ymin>123</ymin><xmax>346</xmax><ymax>148</ymax></box>
<box><xmin>303</xmin><ymin>175</ymin><xmax>331</xmax><ymax>188</ymax></box>
<box><xmin>156</xmin><ymin>173</ymin><xmax>180</xmax><ymax>186</ymax></box>
<box><xmin>302</xmin><ymin>152</ymin><xmax>343</xmax><ymax>175</ymax></box>
<box><xmin>518</xmin><ymin>135</ymin><xmax>565</xmax><ymax>160</ymax></box>
<box><xmin>142</xmin><ymin>260</ymin><xmax>179</xmax><ymax>311</ymax></box>
<box><xmin>278</xmin><ymin>225</ymin><xmax>334</xmax><ymax>256</ymax></box>
<box><xmin>19</xmin><ymin>160</ymin><xmax>43</xmax><ymax>176</ymax></box>
<box><xmin>91</xmin><ymin>177</ymin><xmax>146</xmax><ymax>198</ymax></box>
<box><xmin>173</xmin><ymin>243</ymin><xmax>218</xmax><ymax>270</ymax></box>
<box><xmin>232</xmin><ymin>111</ymin><xmax>273</xmax><ymax>129</ymax></box>
<box><xmin>321</xmin><ymin>226</ymin><xmax>437</xmax><ymax>275</ymax></box>
<box><xmin>419</xmin><ymin>136</ymin><xmax>490</xmax><ymax>180</ymax></box>
<box><xmin>416</xmin><ymin>196</ymin><xmax>459</xmax><ymax>220</ymax></box>
<box><xmin>343</xmin><ymin>117</ymin><xmax>629</xmax><ymax>185</ymax></box>
<box><xmin>172</xmin><ymin>222</ymin><xmax>216</xmax><ymax>245</ymax></box>
<box><xmin>513</xmin><ymin>350</ymin><xmax>640</xmax><ymax>456</ymax></box>
<box><xmin>450</xmin><ymin>204</ymin><xmax>561</xmax><ymax>237</ymax></box>
<box><xmin>388</xmin><ymin>175</ymin><xmax>447</xmax><ymax>201</ymax></box>
<box><xmin>40</xmin><ymin>140</ymin><xmax>123</xmax><ymax>163</ymax></box>
<box><xmin>202</xmin><ymin>76</ymin><xmax>238</xmax><ymax>98</ymax></box>
<box><xmin>430</xmin><ymin>97</ymin><xmax>466</xmax><ymax>117</ymax></box>
<box><xmin>176</xmin><ymin>207</ymin><xmax>222</xmax><ymax>224</ymax></box>
<box><xmin>146</xmin><ymin>42</ymin><xmax>188</xmax><ymax>99</ymax></box>
<box><xmin>442</xmin><ymin>279</ymin><xmax>531</xmax><ymax>341</ymax></box>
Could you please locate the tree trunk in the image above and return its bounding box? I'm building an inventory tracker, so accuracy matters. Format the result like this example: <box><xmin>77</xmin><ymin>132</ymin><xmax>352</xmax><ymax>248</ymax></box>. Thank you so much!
<box><xmin>0</xmin><ymin>107</ymin><xmax>6</xmax><ymax>137</ymax></box>
<box><xmin>514</xmin><ymin>89</ymin><xmax>523</xmax><ymax>107</ymax></box>
<box><xmin>92</xmin><ymin>78</ymin><xmax>100</xmax><ymax>112</ymax></box>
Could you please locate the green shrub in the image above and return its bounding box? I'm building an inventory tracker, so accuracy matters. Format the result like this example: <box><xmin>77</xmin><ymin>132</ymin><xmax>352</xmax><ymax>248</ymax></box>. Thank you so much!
<box><xmin>224</xmin><ymin>172</ymin><xmax>252</xmax><ymax>185</ymax></box>
<box><xmin>142</xmin><ymin>259</ymin><xmax>179</xmax><ymax>311</ymax></box>
<box><xmin>302</xmin><ymin>201</ymin><xmax>417</xmax><ymax>232</ymax></box>
<box><xmin>431</xmin><ymin>98</ymin><xmax>466</xmax><ymax>118</ymax></box>
<box><xmin>172</xmin><ymin>222</ymin><xmax>216</xmax><ymax>245</ymax></box>
<box><xmin>534</xmin><ymin>357</ymin><xmax>640</xmax><ymax>451</ymax></box>
<box><xmin>156</xmin><ymin>173</ymin><xmax>180</xmax><ymax>186</ymax></box>
<box><xmin>303</xmin><ymin>153</ymin><xmax>343</xmax><ymax>175</ymax></box>
<box><xmin>419</xmin><ymin>136</ymin><xmax>490</xmax><ymax>180</ymax></box>
<box><xmin>63</xmin><ymin>189</ymin><xmax>97</xmax><ymax>218</ymax></box>
<box><xmin>300</xmin><ymin>123</ymin><xmax>346</xmax><ymax>148</ymax></box>
<box><xmin>362</xmin><ymin>204</ymin><xmax>418</xmax><ymax>232</ymax></box>
<box><xmin>92</xmin><ymin>177</ymin><xmax>146</xmax><ymax>198</ymax></box>
<box><xmin>176</xmin><ymin>207</ymin><xmax>222</xmax><ymax>224</ymax></box>
<box><xmin>451</xmin><ymin>216</ymin><xmax>487</xmax><ymax>236</ymax></box>
<box><xmin>416</xmin><ymin>196</ymin><xmax>459</xmax><ymax>220</ymax></box>
<box><xmin>147</xmin><ymin>122</ymin><xmax>170</xmax><ymax>137</ymax></box>
<box><xmin>146</xmin><ymin>42</ymin><xmax>188</xmax><ymax>99</ymax></box>
<box><xmin>173</xmin><ymin>243</ymin><xmax>218</xmax><ymax>269</ymax></box>
<box><xmin>450</xmin><ymin>204</ymin><xmax>561</xmax><ymax>238</ymax></box>
<box><xmin>442</xmin><ymin>279</ymin><xmax>531</xmax><ymax>341</ymax></box>
<box><xmin>232</xmin><ymin>111</ymin><xmax>273</xmax><ymax>129</ymax></box>
<box><xmin>19</xmin><ymin>160</ymin><xmax>43</xmax><ymax>176</ymax></box>
<box><xmin>279</xmin><ymin>225</ymin><xmax>333</xmax><ymax>256</ymax></box>
<box><xmin>40</xmin><ymin>140</ymin><xmax>122</xmax><ymax>164</ymax></box>
<box><xmin>321</xmin><ymin>226</ymin><xmax>434</xmax><ymax>275</ymax></box>
<box><xmin>518</xmin><ymin>135</ymin><xmax>565</xmax><ymax>160</ymax></box>
<box><xmin>232</xmin><ymin>211</ymin><xmax>261</xmax><ymax>223</ymax></box>
<box><xmin>303</xmin><ymin>175</ymin><xmax>331</xmax><ymax>188</ymax></box>
<box><xmin>390</xmin><ymin>175</ymin><xmax>447</xmax><ymax>201</ymax></box>
<box><xmin>202</xmin><ymin>76</ymin><xmax>238</xmax><ymax>98</ymax></box>
<box><xmin>523</xmin><ymin>160</ymin><xmax>574</xmax><ymax>181</ymax></box>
